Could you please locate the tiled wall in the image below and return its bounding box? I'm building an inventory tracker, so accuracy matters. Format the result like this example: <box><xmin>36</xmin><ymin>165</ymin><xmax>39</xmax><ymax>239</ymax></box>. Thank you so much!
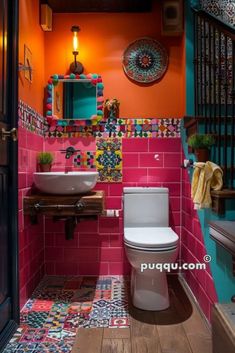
<box><xmin>18</xmin><ymin>126</ymin><xmax>45</xmax><ymax>308</ymax></box>
<box><xmin>44</xmin><ymin>137</ymin><xmax>182</xmax><ymax>276</ymax></box>
<box><xmin>18</xmin><ymin>102</ymin><xmax>47</xmax><ymax>307</ymax></box>
<box><xmin>181</xmin><ymin>167</ymin><xmax>217</xmax><ymax>321</ymax></box>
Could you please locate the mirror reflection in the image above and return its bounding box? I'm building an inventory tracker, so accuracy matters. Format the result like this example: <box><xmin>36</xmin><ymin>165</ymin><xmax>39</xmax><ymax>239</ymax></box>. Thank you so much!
<box><xmin>52</xmin><ymin>80</ymin><xmax>97</xmax><ymax>120</ymax></box>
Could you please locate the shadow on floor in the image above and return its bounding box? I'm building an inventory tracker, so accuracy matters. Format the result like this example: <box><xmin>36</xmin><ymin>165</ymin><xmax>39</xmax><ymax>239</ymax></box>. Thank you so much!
<box><xmin>129</xmin><ymin>275</ymin><xmax>193</xmax><ymax>325</ymax></box>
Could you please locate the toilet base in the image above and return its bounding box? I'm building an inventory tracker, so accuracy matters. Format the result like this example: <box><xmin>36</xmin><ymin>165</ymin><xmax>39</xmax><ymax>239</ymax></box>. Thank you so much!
<box><xmin>131</xmin><ymin>269</ymin><xmax>170</xmax><ymax>311</ymax></box>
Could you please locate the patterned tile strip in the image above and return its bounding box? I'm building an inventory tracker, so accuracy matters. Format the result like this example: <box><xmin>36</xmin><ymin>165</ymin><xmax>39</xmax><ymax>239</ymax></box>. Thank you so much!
<box><xmin>46</xmin><ymin>118</ymin><xmax>181</xmax><ymax>139</ymax></box>
<box><xmin>18</xmin><ymin>100</ymin><xmax>48</xmax><ymax>136</ymax></box>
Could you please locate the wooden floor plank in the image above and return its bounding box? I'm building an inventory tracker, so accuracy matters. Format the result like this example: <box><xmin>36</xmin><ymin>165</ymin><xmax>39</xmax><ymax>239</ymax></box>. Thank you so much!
<box><xmin>157</xmin><ymin>324</ymin><xmax>193</xmax><ymax>353</ymax></box>
<box><xmin>182</xmin><ymin>302</ymin><xmax>212</xmax><ymax>353</ymax></box>
<box><xmin>71</xmin><ymin>328</ymin><xmax>103</xmax><ymax>353</ymax></box>
<box><xmin>102</xmin><ymin>339</ymin><xmax>131</xmax><ymax>353</ymax></box>
<box><xmin>130</xmin><ymin>306</ymin><xmax>162</xmax><ymax>353</ymax></box>
<box><xmin>103</xmin><ymin>328</ymin><xmax>130</xmax><ymax>339</ymax></box>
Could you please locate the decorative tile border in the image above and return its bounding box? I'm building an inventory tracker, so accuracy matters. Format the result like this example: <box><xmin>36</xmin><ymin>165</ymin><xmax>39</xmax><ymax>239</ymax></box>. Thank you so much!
<box><xmin>46</xmin><ymin>118</ymin><xmax>181</xmax><ymax>139</ymax></box>
<box><xmin>18</xmin><ymin>100</ymin><xmax>181</xmax><ymax>139</ymax></box>
<box><xmin>96</xmin><ymin>138</ymin><xmax>123</xmax><ymax>183</ymax></box>
<box><xmin>3</xmin><ymin>276</ymin><xmax>130</xmax><ymax>353</ymax></box>
<box><xmin>18</xmin><ymin>100</ymin><xmax>48</xmax><ymax>136</ymax></box>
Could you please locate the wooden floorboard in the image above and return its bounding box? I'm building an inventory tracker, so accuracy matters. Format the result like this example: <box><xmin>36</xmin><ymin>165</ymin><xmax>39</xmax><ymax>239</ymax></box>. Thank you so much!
<box><xmin>72</xmin><ymin>277</ymin><xmax>212</xmax><ymax>353</ymax></box>
<box><xmin>130</xmin><ymin>307</ymin><xmax>162</xmax><ymax>353</ymax></box>
<box><xmin>182</xmin><ymin>302</ymin><xmax>212</xmax><ymax>353</ymax></box>
<box><xmin>157</xmin><ymin>324</ymin><xmax>193</xmax><ymax>353</ymax></box>
<box><xmin>103</xmin><ymin>328</ymin><xmax>130</xmax><ymax>339</ymax></box>
<box><xmin>102</xmin><ymin>339</ymin><xmax>131</xmax><ymax>353</ymax></box>
<box><xmin>71</xmin><ymin>328</ymin><xmax>103</xmax><ymax>353</ymax></box>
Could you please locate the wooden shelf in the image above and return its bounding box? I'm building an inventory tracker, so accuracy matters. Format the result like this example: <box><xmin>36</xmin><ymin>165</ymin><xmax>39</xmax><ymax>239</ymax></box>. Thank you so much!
<box><xmin>211</xmin><ymin>189</ymin><xmax>235</xmax><ymax>216</ymax></box>
<box><xmin>209</xmin><ymin>221</ymin><xmax>235</xmax><ymax>266</ymax></box>
<box><xmin>23</xmin><ymin>191</ymin><xmax>105</xmax><ymax>239</ymax></box>
<box><xmin>24</xmin><ymin>191</ymin><xmax>105</xmax><ymax>217</ymax></box>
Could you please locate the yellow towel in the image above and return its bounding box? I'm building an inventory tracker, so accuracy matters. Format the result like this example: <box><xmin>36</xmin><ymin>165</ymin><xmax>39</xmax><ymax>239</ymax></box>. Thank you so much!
<box><xmin>191</xmin><ymin>161</ymin><xmax>223</xmax><ymax>209</ymax></box>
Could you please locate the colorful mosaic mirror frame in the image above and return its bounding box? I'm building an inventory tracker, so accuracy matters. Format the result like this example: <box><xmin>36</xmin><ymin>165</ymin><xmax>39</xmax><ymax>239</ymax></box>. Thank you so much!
<box><xmin>46</xmin><ymin>73</ymin><xmax>104</xmax><ymax>126</ymax></box>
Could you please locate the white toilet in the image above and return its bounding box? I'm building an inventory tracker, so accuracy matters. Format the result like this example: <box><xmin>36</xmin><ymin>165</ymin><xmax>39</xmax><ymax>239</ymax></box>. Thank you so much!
<box><xmin>123</xmin><ymin>187</ymin><xmax>179</xmax><ymax>311</ymax></box>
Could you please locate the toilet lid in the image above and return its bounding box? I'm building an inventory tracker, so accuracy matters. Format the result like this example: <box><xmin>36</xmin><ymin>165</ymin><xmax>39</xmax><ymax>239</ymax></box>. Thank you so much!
<box><xmin>124</xmin><ymin>227</ymin><xmax>179</xmax><ymax>249</ymax></box>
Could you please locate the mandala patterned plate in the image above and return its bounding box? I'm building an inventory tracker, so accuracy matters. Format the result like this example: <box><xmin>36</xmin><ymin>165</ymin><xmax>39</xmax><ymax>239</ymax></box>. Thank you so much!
<box><xmin>122</xmin><ymin>37</ymin><xmax>168</xmax><ymax>83</ymax></box>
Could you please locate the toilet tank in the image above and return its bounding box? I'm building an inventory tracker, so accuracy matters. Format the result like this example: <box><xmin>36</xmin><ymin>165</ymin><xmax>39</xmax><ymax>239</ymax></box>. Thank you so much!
<box><xmin>123</xmin><ymin>187</ymin><xmax>169</xmax><ymax>228</ymax></box>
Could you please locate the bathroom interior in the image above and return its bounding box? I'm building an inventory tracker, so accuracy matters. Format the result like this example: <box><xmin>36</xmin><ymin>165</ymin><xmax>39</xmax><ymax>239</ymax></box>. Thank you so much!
<box><xmin>0</xmin><ymin>0</ymin><xmax>235</xmax><ymax>352</ymax></box>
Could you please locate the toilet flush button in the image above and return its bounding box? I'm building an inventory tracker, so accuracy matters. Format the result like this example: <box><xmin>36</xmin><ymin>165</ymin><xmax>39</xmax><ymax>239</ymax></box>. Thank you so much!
<box><xmin>154</xmin><ymin>154</ymin><xmax>159</xmax><ymax>161</ymax></box>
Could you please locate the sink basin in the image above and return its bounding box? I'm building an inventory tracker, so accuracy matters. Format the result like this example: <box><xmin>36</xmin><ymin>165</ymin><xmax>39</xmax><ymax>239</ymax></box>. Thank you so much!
<box><xmin>33</xmin><ymin>171</ymin><xmax>99</xmax><ymax>195</ymax></box>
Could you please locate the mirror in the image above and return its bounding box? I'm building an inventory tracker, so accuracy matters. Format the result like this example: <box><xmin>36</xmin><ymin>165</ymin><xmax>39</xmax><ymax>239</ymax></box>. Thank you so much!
<box><xmin>46</xmin><ymin>74</ymin><xmax>104</xmax><ymax>121</ymax></box>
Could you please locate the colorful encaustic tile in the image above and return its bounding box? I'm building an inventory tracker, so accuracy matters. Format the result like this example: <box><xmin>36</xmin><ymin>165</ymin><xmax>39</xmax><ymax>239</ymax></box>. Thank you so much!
<box><xmin>45</xmin><ymin>114</ymin><xmax>182</xmax><ymax>139</ymax></box>
<box><xmin>3</xmin><ymin>276</ymin><xmax>130</xmax><ymax>353</ymax></box>
<box><xmin>73</xmin><ymin>151</ymin><xmax>96</xmax><ymax>169</ymax></box>
<box><xmin>96</xmin><ymin>138</ymin><xmax>122</xmax><ymax>182</ymax></box>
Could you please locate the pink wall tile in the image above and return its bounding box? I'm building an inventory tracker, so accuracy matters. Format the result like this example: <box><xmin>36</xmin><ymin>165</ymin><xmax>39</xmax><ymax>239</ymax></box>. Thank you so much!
<box><xmin>18</xmin><ymin>129</ymin><xmax>44</xmax><ymax>308</ymax></box>
<box><xmin>79</xmin><ymin>233</ymin><xmax>109</xmax><ymax>248</ymax></box>
<box><xmin>109</xmin><ymin>184</ymin><xmax>123</xmax><ymax>196</ymax></box>
<box><xmin>122</xmin><ymin>138</ymin><xmax>148</xmax><ymax>152</ymax></box>
<box><xmin>79</xmin><ymin>262</ymin><xmax>109</xmax><ymax>276</ymax></box>
<box><xmin>123</xmin><ymin>168</ymin><xmax>148</xmax><ymax>183</ymax></box>
<box><xmin>139</xmin><ymin>152</ymin><xmax>163</xmax><ymax>168</ymax></box>
<box><xmin>148</xmin><ymin>168</ymin><xmax>180</xmax><ymax>183</ymax></box>
<box><xmin>105</xmin><ymin>197</ymin><xmax>122</xmax><ymax>209</ymax></box>
<box><xmin>122</xmin><ymin>153</ymin><xmax>139</xmax><ymax>168</ymax></box>
<box><xmin>99</xmin><ymin>217</ymin><xmax>120</xmax><ymax>234</ymax></box>
<box><xmin>55</xmin><ymin>262</ymin><xmax>78</xmax><ymax>276</ymax></box>
<box><xmin>162</xmin><ymin>183</ymin><xmax>181</xmax><ymax>196</ymax></box>
<box><xmin>164</xmin><ymin>153</ymin><xmax>181</xmax><ymax>168</ymax></box>
<box><xmin>181</xmin><ymin>159</ymin><xmax>217</xmax><ymax>322</ymax></box>
<box><xmin>100</xmin><ymin>248</ymin><xmax>123</xmax><ymax>262</ymax></box>
<box><xmin>149</xmin><ymin>138</ymin><xmax>181</xmax><ymax>152</ymax></box>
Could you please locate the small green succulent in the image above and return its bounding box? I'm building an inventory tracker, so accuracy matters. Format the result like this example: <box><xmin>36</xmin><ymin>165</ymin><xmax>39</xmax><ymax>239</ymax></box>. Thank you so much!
<box><xmin>37</xmin><ymin>152</ymin><xmax>54</xmax><ymax>165</ymax></box>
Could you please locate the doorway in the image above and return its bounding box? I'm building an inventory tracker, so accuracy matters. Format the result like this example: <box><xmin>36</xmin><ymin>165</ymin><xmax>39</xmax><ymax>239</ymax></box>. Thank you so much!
<box><xmin>0</xmin><ymin>0</ymin><xmax>19</xmax><ymax>351</ymax></box>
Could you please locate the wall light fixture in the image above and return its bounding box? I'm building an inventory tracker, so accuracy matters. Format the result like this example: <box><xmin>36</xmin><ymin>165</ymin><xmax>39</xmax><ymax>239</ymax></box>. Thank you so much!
<box><xmin>70</xmin><ymin>25</ymin><xmax>84</xmax><ymax>74</ymax></box>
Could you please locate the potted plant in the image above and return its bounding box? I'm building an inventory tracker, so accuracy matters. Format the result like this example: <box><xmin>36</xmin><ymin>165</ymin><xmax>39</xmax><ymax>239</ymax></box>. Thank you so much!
<box><xmin>188</xmin><ymin>134</ymin><xmax>215</xmax><ymax>162</ymax></box>
<box><xmin>37</xmin><ymin>152</ymin><xmax>54</xmax><ymax>172</ymax></box>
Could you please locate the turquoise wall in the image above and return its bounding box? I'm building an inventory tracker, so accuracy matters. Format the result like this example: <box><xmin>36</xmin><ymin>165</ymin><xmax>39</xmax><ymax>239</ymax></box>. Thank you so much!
<box><xmin>184</xmin><ymin>1</ymin><xmax>235</xmax><ymax>302</ymax></box>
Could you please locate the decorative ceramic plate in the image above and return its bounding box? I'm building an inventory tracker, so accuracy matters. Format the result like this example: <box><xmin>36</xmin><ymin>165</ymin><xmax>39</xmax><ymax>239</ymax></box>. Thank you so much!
<box><xmin>122</xmin><ymin>38</ymin><xmax>168</xmax><ymax>83</ymax></box>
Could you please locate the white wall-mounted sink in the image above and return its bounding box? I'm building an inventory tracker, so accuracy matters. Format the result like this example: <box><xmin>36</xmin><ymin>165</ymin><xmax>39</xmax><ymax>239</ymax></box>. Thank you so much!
<box><xmin>33</xmin><ymin>171</ymin><xmax>99</xmax><ymax>195</ymax></box>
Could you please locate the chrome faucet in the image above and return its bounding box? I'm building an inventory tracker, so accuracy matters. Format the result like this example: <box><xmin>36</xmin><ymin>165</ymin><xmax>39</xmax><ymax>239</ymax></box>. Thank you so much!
<box><xmin>60</xmin><ymin>146</ymin><xmax>80</xmax><ymax>159</ymax></box>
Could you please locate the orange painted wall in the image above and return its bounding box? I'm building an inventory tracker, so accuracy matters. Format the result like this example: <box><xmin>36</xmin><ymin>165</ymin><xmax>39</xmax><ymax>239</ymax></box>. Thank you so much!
<box><xmin>44</xmin><ymin>2</ymin><xmax>185</xmax><ymax>117</ymax></box>
<box><xmin>19</xmin><ymin>0</ymin><xmax>45</xmax><ymax>115</ymax></box>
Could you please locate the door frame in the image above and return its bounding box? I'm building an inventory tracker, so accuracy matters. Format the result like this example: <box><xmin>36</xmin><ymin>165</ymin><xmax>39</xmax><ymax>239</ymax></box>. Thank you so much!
<box><xmin>0</xmin><ymin>0</ymin><xmax>19</xmax><ymax>350</ymax></box>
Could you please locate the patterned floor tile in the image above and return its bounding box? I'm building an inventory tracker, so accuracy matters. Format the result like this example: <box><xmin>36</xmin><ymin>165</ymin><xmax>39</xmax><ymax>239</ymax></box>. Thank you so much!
<box><xmin>94</xmin><ymin>290</ymin><xmax>111</xmax><ymax>300</ymax></box>
<box><xmin>19</xmin><ymin>328</ymin><xmax>49</xmax><ymax>343</ymax></box>
<box><xmin>109</xmin><ymin>317</ymin><xmax>129</xmax><ymax>328</ymax></box>
<box><xmin>92</xmin><ymin>299</ymin><xmax>110</xmax><ymax>308</ymax></box>
<box><xmin>71</xmin><ymin>288</ymin><xmax>95</xmax><ymax>302</ymax></box>
<box><xmin>82</xmin><ymin>318</ymin><xmax>109</xmax><ymax>328</ymax></box>
<box><xmin>4</xmin><ymin>276</ymin><xmax>130</xmax><ymax>352</ymax></box>
<box><xmin>21</xmin><ymin>312</ymin><xmax>48</xmax><ymax>328</ymax></box>
<box><xmin>31</xmin><ymin>300</ymin><xmax>53</xmax><ymax>312</ymax></box>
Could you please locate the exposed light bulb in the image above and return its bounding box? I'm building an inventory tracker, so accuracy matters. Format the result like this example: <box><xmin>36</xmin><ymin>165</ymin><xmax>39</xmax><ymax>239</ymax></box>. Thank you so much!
<box><xmin>73</xmin><ymin>32</ymin><xmax>79</xmax><ymax>52</ymax></box>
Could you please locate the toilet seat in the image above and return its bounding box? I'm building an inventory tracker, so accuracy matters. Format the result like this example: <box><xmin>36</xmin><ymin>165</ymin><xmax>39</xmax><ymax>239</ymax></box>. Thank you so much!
<box><xmin>124</xmin><ymin>227</ymin><xmax>179</xmax><ymax>251</ymax></box>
